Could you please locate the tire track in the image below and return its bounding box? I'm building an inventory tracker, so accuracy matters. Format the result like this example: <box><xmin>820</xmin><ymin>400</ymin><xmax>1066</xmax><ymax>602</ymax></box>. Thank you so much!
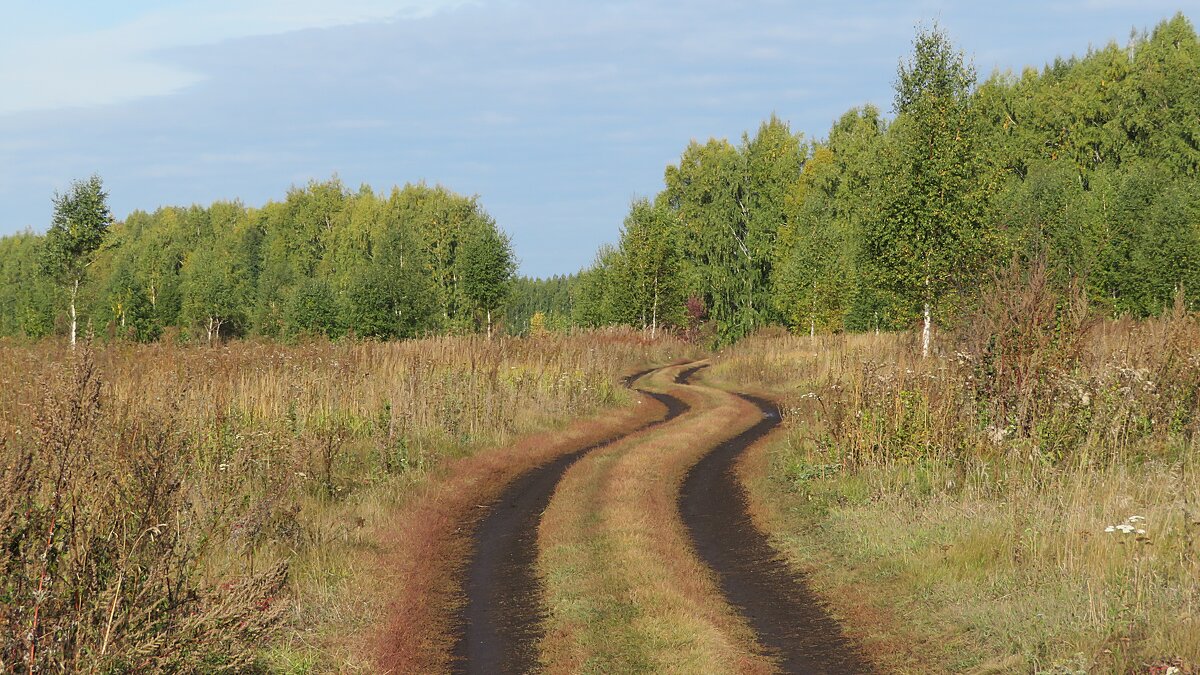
<box><xmin>452</xmin><ymin>364</ymin><xmax>693</xmax><ymax>674</ymax></box>
<box><xmin>678</xmin><ymin>392</ymin><xmax>873</xmax><ymax>674</ymax></box>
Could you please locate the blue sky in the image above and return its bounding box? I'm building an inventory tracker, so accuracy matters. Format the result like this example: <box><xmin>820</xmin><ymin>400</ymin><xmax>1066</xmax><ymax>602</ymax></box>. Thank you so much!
<box><xmin>1</xmin><ymin>0</ymin><xmax>1196</xmax><ymax>276</ymax></box>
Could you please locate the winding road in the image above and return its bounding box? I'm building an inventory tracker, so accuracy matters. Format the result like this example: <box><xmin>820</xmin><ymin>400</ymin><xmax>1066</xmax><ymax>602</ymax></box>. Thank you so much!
<box><xmin>452</xmin><ymin>366</ymin><xmax>693</xmax><ymax>674</ymax></box>
<box><xmin>432</xmin><ymin>363</ymin><xmax>870</xmax><ymax>673</ymax></box>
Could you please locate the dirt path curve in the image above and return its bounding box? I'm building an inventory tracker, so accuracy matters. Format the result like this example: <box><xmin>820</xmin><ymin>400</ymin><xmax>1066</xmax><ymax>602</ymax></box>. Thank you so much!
<box><xmin>452</xmin><ymin>364</ymin><xmax>693</xmax><ymax>674</ymax></box>
<box><xmin>678</xmin><ymin>392</ymin><xmax>874</xmax><ymax>674</ymax></box>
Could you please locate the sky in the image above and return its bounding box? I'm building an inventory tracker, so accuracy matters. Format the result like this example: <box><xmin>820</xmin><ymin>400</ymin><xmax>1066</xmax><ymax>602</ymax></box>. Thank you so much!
<box><xmin>1</xmin><ymin>0</ymin><xmax>1197</xmax><ymax>277</ymax></box>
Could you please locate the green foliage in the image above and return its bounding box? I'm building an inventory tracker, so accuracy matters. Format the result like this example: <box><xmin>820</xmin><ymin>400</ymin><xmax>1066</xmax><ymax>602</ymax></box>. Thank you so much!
<box><xmin>0</xmin><ymin>232</ymin><xmax>57</xmax><ymax>338</ymax></box>
<box><xmin>457</xmin><ymin>222</ymin><xmax>517</xmax><ymax>335</ymax></box>
<box><xmin>38</xmin><ymin>174</ymin><xmax>113</xmax><ymax>344</ymax></box>
<box><xmin>285</xmin><ymin>279</ymin><xmax>343</xmax><ymax>339</ymax></box>
<box><xmin>506</xmin><ymin>275</ymin><xmax>577</xmax><ymax>335</ymax></box>
<box><xmin>572</xmin><ymin>245</ymin><xmax>629</xmax><ymax>328</ymax></box>
<box><xmin>617</xmin><ymin>198</ymin><xmax>685</xmax><ymax>333</ymax></box>
<box><xmin>0</xmin><ymin>179</ymin><xmax>517</xmax><ymax>343</ymax></box>
<box><xmin>773</xmin><ymin>107</ymin><xmax>884</xmax><ymax>333</ymax></box>
<box><xmin>575</xmin><ymin>14</ymin><xmax>1200</xmax><ymax>343</ymax></box>
<box><xmin>39</xmin><ymin>175</ymin><xmax>112</xmax><ymax>286</ymax></box>
<box><xmin>862</xmin><ymin>24</ymin><xmax>993</xmax><ymax>328</ymax></box>
<box><xmin>344</xmin><ymin>222</ymin><xmax>439</xmax><ymax>339</ymax></box>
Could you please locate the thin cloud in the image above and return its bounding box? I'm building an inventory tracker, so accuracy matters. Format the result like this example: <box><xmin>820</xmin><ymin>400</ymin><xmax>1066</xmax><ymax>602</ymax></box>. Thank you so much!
<box><xmin>0</xmin><ymin>0</ymin><xmax>471</xmax><ymax>115</ymax></box>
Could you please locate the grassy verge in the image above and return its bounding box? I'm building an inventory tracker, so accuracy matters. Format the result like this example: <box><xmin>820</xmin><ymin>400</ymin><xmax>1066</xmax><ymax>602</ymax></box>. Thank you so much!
<box><xmin>711</xmin><ymin>319</ymin><xmax>1200</xmax><ymax>674</ymax></box>
<box><xmin>536</xmin><ymin>364</ymin><xmax>774</xmax><ymax>674</ymax></box>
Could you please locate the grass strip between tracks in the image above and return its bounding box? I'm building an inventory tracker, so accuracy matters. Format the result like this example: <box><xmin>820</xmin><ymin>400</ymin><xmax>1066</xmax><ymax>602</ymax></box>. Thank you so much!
<box><xmin>536</xmin><ymin>364</ymin><xmax>777</xmax><ymax>674</ymax></box>
<box><xmin>373</xmin><ymin>364</ymin><xmax>680</xmax><ymax>674</ymax></box>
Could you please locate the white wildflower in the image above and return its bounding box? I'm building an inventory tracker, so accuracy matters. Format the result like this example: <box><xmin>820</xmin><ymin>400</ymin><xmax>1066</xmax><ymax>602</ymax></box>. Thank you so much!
<box><xmin>1136</xmin><ymin>529</ymin><xmax>1147</xmax><ymax>535</ymax></box>
<box><xmin>1127</xmin><ymin>515</ymin><xmax>1145</xmax><ymax>523</ymax></box>
<box><xmin>1104</xmin><ymin>526</ymin><xmax>1116</xmax><ymax>533</ymax></box>
<box><xmin>218</xmin><ymin>463</ymin><xmax>229</xmax><ymax>472</ymax></box>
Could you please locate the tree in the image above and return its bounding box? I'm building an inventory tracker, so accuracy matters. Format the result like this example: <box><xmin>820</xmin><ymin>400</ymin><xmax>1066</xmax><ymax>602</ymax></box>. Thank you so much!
<box><xmin>457</xmin><ymin>223</ymin><xmax>517</xmax><ymax>338</ymax></box>
<box><xmin>618</xmin><ymin>198</ymin><xmax>683</xmax><ymax>337</ymax></box>
<box><xmin>40</xmin><ymin>175</ymin><xmax>113</xmax><ymax>348</ymax></box>
<box><xmin>773</xmin><ymin>146</ymin><xmax>855</xmax><ymax>334</ymax></box>
<box><xmin>180</xmin><ymin>212</ymin><xmax>257</xmax><ymax>343</ymax></box>
<box><xmin>865</xmin><ymin>25</ymin><xmax>991</xmax><ymax>356</ymax></box>
<box><xmin>344</xmin><ymin>222</ymin><xmax>438</xmax><ymax>339</ymax></box>
<box><xmin>572</xmin><ymin>245</ymin><xmax>628</xmax><ymax>328</ymax></box>
<box><xmin>285</xmin><ymin>279</ymin><xmax>343</xmax><ymax>339</ymax></box>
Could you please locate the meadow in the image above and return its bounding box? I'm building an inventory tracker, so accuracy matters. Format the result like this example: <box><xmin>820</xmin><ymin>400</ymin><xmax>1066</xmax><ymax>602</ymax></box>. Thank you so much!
<box><xmin>3</xmin><ymin>280</ymin><xmax>1197</xmax><ymax>674</ymax></box>
<box><xmin>711</xmin><ymin>283</ymin><xmax>1200</xmax><ymax>673</ymax></box>
<box><xmin>0</xmin><ymin>330</ymin><xmax>691</xmax><ymax>672</ymax></box>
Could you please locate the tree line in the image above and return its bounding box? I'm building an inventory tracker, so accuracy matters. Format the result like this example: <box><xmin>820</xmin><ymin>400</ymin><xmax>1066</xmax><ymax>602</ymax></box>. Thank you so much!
<box><xmin>575</xmin><ymin>13</ymin><xmax>1200</xmax><ymax>346</ymax></box>
<box><xmin>0</xmin><ymin>179</ymin><xmax>516</xmax><ymax>342</ymax></box>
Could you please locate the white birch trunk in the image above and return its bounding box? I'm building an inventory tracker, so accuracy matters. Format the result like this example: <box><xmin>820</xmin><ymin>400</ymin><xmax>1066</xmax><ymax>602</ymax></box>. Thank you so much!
<box><xmin>922</xmin><ymin>302</ymin><xmax>932</xmax><ymax>358</ymax></box>
<box><xmin>651</xmin><ymin>275</ymin><xmax>659</xmax><ymax>339</ymax></box>
<box><xmin>69</xmin><ymin>279</ymin><xmax>78</xmax><ymax>349</ymax></box>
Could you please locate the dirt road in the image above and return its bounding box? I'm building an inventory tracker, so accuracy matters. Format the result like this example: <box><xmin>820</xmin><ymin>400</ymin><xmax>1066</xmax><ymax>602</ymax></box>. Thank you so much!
<box><xmin>388</xmin><ymin>362</ymin><xmax>870</xmax><ymax>674</ymax></box>
<box><xmin>452</xmin><ymin>366</ymin><xmax>693</xmax><ymax>674</ymax></box>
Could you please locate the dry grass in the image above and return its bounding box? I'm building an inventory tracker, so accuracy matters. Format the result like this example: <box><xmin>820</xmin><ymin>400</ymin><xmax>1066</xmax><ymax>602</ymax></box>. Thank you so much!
<box><xmin>536</xmin><ymin>364</ymin><xmax>774</xmax><ymax>674</ymax></box>
<box><xmin>710</xmin><ymin>297</ymin><xmax>1200</xmax><ymax>673</ymax></box>
<box><xmin>0</xmin><ymin>329</ymin><xmax>695</xmax><ymax>672</ymax></box>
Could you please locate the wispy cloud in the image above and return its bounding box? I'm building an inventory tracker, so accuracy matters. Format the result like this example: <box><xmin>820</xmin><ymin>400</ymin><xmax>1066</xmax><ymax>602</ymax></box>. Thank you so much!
<box><xmin>0</xmin><ymin>0</ymin><xmax>471</xmax><ymax>115</ymax></box>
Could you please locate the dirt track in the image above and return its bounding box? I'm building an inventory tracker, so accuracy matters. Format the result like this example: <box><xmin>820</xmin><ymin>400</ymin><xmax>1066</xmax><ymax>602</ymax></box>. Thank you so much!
<box><xmin>451</xmin><ymin>365</ymin><xmax>691</xmax><ymax>674</ymax></box>
<box><xmin>678</xmin><ymin>392</ymin><xmax>873</xmax><ymax>674</ymax></box>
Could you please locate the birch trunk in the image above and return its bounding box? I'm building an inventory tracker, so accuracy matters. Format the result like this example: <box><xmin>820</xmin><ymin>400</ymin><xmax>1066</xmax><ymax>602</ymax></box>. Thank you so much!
<box><xmin>922</xmin><ymin>302</ymin><xmax>932</xmax><ymax>358</ymax></box>
<box><xmin>651</xmin><ymin>275</ymin><xmax>659</xmax><ymax>339</ymax></box>
<box><xmin>69</xmin><ymin>279</ymin><xmax>78</xmax><ymax>349</ymax></box>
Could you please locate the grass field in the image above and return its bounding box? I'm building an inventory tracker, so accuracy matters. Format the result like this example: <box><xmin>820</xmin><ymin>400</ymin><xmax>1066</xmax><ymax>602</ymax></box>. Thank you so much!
<box><xmin>710</xmin><ymin>307</ymin><xmax>1200</xmax><ymax>673</ymax></box>
<box><xmin>4</xmin><ymin>297</ymin><xmax>1197</xmax><ymax>673</ymax></box>
<box><xmin>0</xmin><ymin>330</ymin><xmax>694</xmax><ymax>672</ymax></box>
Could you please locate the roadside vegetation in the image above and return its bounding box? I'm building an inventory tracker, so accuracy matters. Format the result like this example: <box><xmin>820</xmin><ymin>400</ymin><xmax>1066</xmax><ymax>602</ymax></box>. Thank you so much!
<box><xmin>0</xmin><ymin>331</ymin><xmax>690</xmax><ymax>672</ymax></box>
<box><xmin>710</xmin><ymin>274</ymin><xmax>1200</xmax><ymax>673</ymax></box>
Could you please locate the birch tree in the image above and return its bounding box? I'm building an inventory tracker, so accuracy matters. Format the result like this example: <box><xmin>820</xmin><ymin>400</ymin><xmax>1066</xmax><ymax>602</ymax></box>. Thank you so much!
<box><xmin>866</xmin><ymin>25</ymin><xmax>990</xmax><ymax>357</ymax></box>
<box><xmin>40</xmin><ymin>175</ymin><xmax>112</xmax><ymax>348</ymax></box>
<box><xmin>618</xmin><ymin>198</ymin><xmax>682</xmax><ymax>337</ymax></box>
<box><xmin>457</xmin><ymin>222</ymin><xmax>516</xmax><ymax>339</ymax></box>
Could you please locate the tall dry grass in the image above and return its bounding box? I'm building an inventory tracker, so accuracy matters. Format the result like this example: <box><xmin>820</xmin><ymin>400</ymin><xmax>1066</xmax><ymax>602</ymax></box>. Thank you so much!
<box><xmin>0</xmin><ymin>329</ymin><xmax>692</xmax><ymax>672</ymax></box>
<box><xmin>712</xmin><ymin>273</ymin><xmax>1200</xmax><ymax>673</ymax></box>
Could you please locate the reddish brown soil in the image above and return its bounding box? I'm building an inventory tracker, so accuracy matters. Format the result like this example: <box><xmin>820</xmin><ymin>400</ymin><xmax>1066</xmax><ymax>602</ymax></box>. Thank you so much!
<box><xmin>678</xmin><ymin>392</ymin><xmax>875</xmax><ymax>674</ymax></box>
<box><xmin>451</xmin><ymin>367</ymin><xmax>690</xmax><ymax>674</ymax></box>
